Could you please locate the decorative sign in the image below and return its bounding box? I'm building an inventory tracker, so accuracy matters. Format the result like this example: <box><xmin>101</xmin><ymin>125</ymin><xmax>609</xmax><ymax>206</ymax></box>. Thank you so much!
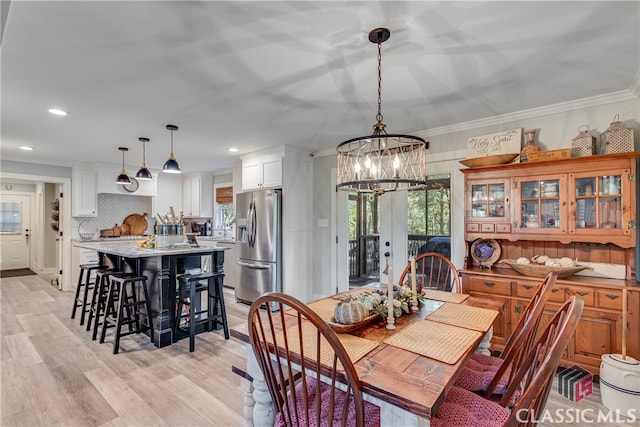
<box><xmin>467</xmin><ymin>128</ymin><xmax>522</xmax><ymax>158</ymax></box>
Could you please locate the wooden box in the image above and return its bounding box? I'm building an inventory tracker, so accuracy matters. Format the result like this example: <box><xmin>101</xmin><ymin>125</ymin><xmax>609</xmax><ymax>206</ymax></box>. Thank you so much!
<box><xmin>527</xmin><ymin>148</ymin><xmax>572</xmax><ymax>162</ymax></box>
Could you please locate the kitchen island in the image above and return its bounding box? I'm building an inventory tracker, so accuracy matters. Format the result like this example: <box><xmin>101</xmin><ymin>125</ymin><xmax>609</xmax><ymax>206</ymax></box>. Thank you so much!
<box><xmin>74</xmin><ymin>240</ymin><xmax>227</xmax><ymax>348</ymax></box>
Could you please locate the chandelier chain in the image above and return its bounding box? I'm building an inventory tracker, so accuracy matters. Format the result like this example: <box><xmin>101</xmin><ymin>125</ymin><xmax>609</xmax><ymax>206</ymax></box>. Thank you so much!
<box><xmin>376</xmin><ymin>39</ymin><xmax>383</xmax><ymax>124</ymax></box>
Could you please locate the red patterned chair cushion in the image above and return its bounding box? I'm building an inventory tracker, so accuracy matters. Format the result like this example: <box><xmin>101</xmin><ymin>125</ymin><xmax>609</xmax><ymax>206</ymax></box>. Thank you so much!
<box><xmin>431</xmin><ymin>386</ymin><xmax>510</xmax><ymax>427</ymax></box>
<box><xmin>454</xmin><ymin>358</ymin><xmax>510</xmax><ymax>393</ymax></box>
<box><xmin>470</xmin><ymin>351</ymin><xmax>504</xmax><ymax>369</ymax></box>
<box><xmin>275</xmin><ymin>376</ymin><xmax>380</xmax><ymax>427</ymax></box>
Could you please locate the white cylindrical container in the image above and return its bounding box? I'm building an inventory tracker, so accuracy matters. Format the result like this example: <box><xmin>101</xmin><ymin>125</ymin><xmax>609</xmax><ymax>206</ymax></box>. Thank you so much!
<box><xmin>600</xmin><ymin>354</ymin><xmax>640</xmax><ymax>418</ymax></box>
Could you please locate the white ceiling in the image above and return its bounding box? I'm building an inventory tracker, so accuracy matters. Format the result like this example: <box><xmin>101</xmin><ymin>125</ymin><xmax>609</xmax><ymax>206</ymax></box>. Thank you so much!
<box><xmin>2</xmin><ymin>1</ymin><xmax>639</xmax><ymax>175</ymax></box>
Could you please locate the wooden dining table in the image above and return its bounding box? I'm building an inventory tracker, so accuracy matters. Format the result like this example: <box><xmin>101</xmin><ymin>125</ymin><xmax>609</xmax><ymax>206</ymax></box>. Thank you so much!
<box><xmin>230</xmin><ymin>287</ymin><xmax>502</xmax><ymax>427</ymax></box>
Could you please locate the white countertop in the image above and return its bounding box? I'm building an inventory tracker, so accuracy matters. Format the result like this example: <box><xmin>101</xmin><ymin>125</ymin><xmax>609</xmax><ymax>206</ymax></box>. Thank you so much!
<box><xmin>74</xmin><ymin>240</ymin><xmax>226</xmax><ymax>258</ymax></box>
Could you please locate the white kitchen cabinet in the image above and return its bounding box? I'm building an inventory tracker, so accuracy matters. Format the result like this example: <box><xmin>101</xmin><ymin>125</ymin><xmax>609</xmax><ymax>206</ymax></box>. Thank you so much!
<box><xmin>71</xmin><ymin>243</ymin><xmax>100</xmax><ymax>291</ymax></box>
<box><xmin>182</xmin><ymin>172</ymin><xmax>213</xmax><ymax>217</ymax></box>
<box><xmin>72</xmin><ymin>167</ymin><xmax>97</xmax><ymax>217</ymax></box>
<box><xmin>153</xmin><ymin>174</ymin><xmax>183</xmax><ymax>217</ymax></box>
<box><xmin>216</xmin><ymin>241</ymin><xmax>236</xmax><ymax>288</ymax></box>
<box><xmin>242</xmin><ymin>154</ymin><xmax>282</xmax><ymax>190</ymax></box>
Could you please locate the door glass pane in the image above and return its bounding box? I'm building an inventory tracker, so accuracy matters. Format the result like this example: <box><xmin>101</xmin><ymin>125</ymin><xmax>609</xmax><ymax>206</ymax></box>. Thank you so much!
<box><xmin>521</xmin><ymin>200</ymin><xmax>539</xmax><ymax>228</ymax></box>
<box><xmin>0</xmin><ymin>201</ymin><xmax>21</xmax><ymax>234</ymax></box>
<box><xmin>408</xmin><ymin>174</ymin><xmax>451</xmax><ymax>258</ymax></box>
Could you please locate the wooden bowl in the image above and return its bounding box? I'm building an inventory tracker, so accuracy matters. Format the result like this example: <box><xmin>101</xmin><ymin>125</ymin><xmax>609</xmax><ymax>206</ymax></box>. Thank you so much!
<box><xmin>498</xmin><ymin>259</ymin><xmax>593</xmax><ymax>279</ymax></box>
<box><xmin>459</xmin><ymin>153</ymin><xmax>519</xmax><ymax>168</ymax></box>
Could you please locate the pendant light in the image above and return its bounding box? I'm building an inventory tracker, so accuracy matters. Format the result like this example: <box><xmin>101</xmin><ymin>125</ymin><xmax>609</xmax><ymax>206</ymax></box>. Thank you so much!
<box><xmin>115</xmin><ymin>147</ymin><xmax>131</xmax><ymax>185</ymax></box>
<box><xmin>135</xmin><ymin>137</ymin><xmax>153</xmax><ymax>180</ymax></box>
<box><xmin>336</xmin><ymin>28</ymin><xmax>428</xmax><ymax>194</ymax></box>
<box><xmin>162</xmin><ymin>124</ymin><xmax>181</xmax><ymax>174</ymax></box>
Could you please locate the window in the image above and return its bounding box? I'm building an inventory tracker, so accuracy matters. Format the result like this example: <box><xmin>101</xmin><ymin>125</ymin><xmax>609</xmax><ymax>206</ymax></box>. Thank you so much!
<box><xmin>0</xmin><ymin>201</ymin><xmax>22</xmax><ymax>234</ymax></box>
<box><xmin>214</xmin><ymin>186</ymin><xmax>234</xmax><ymax>234</ymax></box>
<box><xmin>407</xmin><ymin>174</ymin><xmax>451</xmax><ymax>258</ymax></box>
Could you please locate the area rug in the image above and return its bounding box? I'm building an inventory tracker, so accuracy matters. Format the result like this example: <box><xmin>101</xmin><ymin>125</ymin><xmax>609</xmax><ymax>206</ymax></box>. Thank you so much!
<box><xmin>0</xmin><ymin>268</ymin><xmax>37</xmax><ymax>278</ymax></box>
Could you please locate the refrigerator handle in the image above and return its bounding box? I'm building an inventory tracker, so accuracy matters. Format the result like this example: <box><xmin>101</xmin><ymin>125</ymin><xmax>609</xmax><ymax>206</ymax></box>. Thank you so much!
<box><xmin>237</xmin><ymin>260</ymin><xmax>272</xmax><ymax>269</ymax></box>
<box><xmin>250</xmin><ymin>198</ymin><xmax>257</xmax><ymax>249</ymax></box>
<box><xmin>247</xmin><ymin>199</ymin><xmax>254</xmax><ymax>248</ymax></box>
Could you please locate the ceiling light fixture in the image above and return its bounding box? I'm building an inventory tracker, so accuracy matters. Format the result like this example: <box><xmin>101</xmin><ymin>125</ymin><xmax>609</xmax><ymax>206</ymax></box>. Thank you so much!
<box><xmin>48</xmin><ymin>108</ymin><xmax>67</xmax><ymax>116</ymax></box>
<box><xmin>228</xmin><ymin>148</ymin><xmax>239</xmax><ymax>153</ymax></box>
<box><xmin>162</xmin><ymin>124</ymin><xmax>181</xmax><ymax>174</ymax></box>
<box><xmin>115</xmin><ymin>147</ymin><xmax>131</xmax><ymax>185</ymax></box>
<box><xmin>336</xmin><ymin>28</ymin><xmax>428</xmax><ymax>194</ymax></box>
<box><xmin>19</xmin><ymin>146</ymin><xmax>34</xmax><ymax>151</ymax></box>
<box><xmin>135</xmin><ymin>137</ymin><xmax>153</xmax><ymax>180</ymax></box>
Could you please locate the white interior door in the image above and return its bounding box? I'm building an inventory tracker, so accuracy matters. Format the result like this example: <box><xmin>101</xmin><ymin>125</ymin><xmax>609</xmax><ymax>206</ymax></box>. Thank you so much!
<box><xmin>0</xmin><ymin>193</ymin><xmax>32</xmax><ymax>270</ymax></box>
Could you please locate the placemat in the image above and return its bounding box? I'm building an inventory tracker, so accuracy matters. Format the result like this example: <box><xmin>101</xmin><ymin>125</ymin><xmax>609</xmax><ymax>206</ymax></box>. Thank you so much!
<box><xmin>274</xmin><ymin>322</ymin><xmax>378</xmax><ymax>370</ymax></box>
<box><xmin>425</xmin><ymin>302</ymin><xmax>498</xmax><ymax>332</ymax></box>
<box><xmin>383</xmin><ymin>320</ymin><xmax>481</xmax><ymax>365</ymax></box>
<box><xmin>422</xmin><ymin>290</ymin><xmax>469</xmax><ymax>304</ymax></box>
<box><xmin>284</xmin><ymin>298</ymin><xmax>339</xmax><ymax>322</ymax></box>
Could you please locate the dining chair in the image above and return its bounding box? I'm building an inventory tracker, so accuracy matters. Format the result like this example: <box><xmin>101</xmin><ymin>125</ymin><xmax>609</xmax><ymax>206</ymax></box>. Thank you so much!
<box><xmin>397</xmin><ymin>252</ymin><xmax>461</xmax><ymax>292</ymax></box>
<box><xmin>248</xmin><ymin>292</ymin><xmax>380</xmax><ymax>427</ymax></box>
<box><xmin>454</xmin><ymin>273</ymin><xmax>557</xmax><ymax>398</ymax></box>
<box><xmin>432</xmin><ymin>296</ymin><xmax>584</xmax><ymax>427</ymax></box>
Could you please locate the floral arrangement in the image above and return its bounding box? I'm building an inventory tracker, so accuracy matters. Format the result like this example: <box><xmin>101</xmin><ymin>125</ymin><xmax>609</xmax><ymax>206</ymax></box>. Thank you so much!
<box><xmin>353</xmin><ymin>285</ymin><xmax>422</xmax><ymax>320</ymax></box>
<box><xmin>137</xmin><ymin>235</ymin><xmax>156</xmax><ymax>249</ymax></box>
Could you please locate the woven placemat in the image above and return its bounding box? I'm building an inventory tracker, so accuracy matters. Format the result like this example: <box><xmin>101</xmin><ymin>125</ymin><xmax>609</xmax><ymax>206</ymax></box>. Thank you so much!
<box><xmin>426</xmin><ymin>302</ymin><xmax>498</xmax><ymax>332</ymax></box>
<box><xmin>273</xmin><ymin>322</ymin><xmax>378</xmax><ymax>370</ymax></box>
<box><xmin>422</xmin><ymin>290</ymin><xmax>469</xmax><ymax>304</ymax></box>
<box><xmin>383</xmin><ymin>320</ymin><xmax>481</xmax><ymax>365</ymax></box>
<box><xmin>283</xmin><ymin>298</ymin><xmax>339</xmax><ymax>322</ymax></box>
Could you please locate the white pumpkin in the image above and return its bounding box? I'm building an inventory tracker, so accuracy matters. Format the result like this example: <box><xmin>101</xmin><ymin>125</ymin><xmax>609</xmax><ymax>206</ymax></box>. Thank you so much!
<box><xmin>334</xmin><ymin>296</ymin><xmax>369</xmax><ymax>325</ymax></box>
<box><xmin>516</xmin><ymin>257</ymin><xmax>531</xmax><ymax>265</ymax></box>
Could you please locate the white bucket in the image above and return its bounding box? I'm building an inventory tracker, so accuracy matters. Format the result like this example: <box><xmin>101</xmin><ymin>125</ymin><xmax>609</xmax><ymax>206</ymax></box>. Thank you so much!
<box><xmin>600</xmin><ymin>354</ymin><xmax>640</xmax><ymax>418</ymax></box>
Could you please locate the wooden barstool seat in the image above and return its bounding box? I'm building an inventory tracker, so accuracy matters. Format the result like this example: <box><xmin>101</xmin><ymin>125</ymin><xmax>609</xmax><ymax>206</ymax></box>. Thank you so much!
<box><xmin>71</xmin><ymin>263</ymin><xmax>107</xmax><ymax>325</ymax></box>
<box><xmin>99</xmin><ymin>275</ymin><xmax>154</xmax><ymax>354</ymax></box>
<box><xmin>174</xmin><ymin>272</ymin><xmax>228</xmax><ymax>352</ymax></box>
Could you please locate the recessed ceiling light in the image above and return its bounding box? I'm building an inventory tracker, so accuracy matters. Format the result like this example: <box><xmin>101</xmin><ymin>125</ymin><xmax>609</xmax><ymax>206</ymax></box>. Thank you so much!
<box><xmin>19</xmin><ymin>146</ymin><xmax>34</xmax><ymax>151</ymax></box>
<box><xmin>48</xmin><ymin>108</ymin><xmax>67</xmax><ymax>116</ymax></box>
<box><xmin>228</xmin><ymin>148</ymin><xmax>239</xmax><ymax>152</ymax></box>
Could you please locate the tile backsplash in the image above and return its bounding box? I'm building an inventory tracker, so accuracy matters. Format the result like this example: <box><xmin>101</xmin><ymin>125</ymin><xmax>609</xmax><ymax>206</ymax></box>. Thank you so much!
<box><xmin>72</xmin><ymin>194</ymin><xmax>153</xmax><ymax>238</ymax></box>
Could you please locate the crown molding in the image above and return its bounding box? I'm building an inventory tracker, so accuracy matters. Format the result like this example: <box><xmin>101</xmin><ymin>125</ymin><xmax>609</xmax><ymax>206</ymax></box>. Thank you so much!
<box><xmin>415</xmin><ymin>90</ymin><xmax>637</xmax><ymax>138</ymax></box>
<box><xmin>630</xmin><ymin>68</ymin><xmax>640</xmax><ymax>97</ymax></box>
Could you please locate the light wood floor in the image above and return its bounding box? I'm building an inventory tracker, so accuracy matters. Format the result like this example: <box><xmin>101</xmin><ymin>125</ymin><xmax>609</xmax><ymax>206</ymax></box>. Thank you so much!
<box><xmin>2</xmin><ymin>274</ymin><xmax>637</xmax><ymax>426</ymax></box>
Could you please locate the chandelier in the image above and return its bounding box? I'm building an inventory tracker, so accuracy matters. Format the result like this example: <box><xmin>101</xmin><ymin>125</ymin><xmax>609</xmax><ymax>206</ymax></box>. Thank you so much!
<box><xmin>336</xmin><ymin>28</ymin><xmax>428</xmax><ymax>194</ymax></box>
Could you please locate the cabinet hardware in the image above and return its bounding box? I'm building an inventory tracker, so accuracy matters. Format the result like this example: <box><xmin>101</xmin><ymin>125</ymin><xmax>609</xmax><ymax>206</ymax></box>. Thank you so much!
<box><xmin>628</xmin><ymin>220</ymin><xmax>636</xmax><ymax>230</ymax></box>
<box><xmin>483</xmin><ymin>282</ymin><xmax>495</xmax><ymax>287</ymax></box>
<box><xmin>576</xmin><ymin>291</ymin><xmax>588</xmax><ymax>297</ymax></box>
<box><xmin>628</xmin><ymin>173</ymin><xmax>635</xmax><ymax>182</ymax></box>
<box><xmin>551</xmin><ymin>288</ymin><xmax>560</xmax><ymax>293</ymax></box>
<box><xmin>514</xmin><ymin>305</ymin><xmax>522</xmax><ymax>314</ymax></box>
<box><xmin>605</xmin><ymin>294</ymin><xmax>620</xmax><ymax>300</ymax></box>
<box><xmin>523</xmin><ymin>284</ymin><xmax>533</xmax><ymax>290</ymax></box>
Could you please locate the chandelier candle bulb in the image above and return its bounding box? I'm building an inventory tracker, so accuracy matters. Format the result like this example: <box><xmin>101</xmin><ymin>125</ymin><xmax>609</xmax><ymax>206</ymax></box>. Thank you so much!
<box><xmin>387</xmin><ymin>265</ymin><xmax>395</xmax><ymax>330</ymax></box>
<box><xmin>410</xmin><ymin>256</ymin><xmax>418</xmax><ymax>311</ymax></box>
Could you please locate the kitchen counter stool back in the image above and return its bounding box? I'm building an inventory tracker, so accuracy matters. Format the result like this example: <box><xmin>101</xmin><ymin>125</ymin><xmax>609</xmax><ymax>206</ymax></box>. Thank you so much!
<box><xmin>87</xmin><ymin>269</ymin><xmax>130</xmax><ymax>340</ymax></box>
<box><xmin>99</xmin><ymin>275</ymin><xmax>154</xmax><ymax>354</ymax></box>
<box><xmin>174</xmin><ymin>272</ymin><xmax>228</xmax><ymax>352</ymax></box>
<box><xmin>71</xmin><ymin>263</ymin><xmax>107</xmax><ymax>325</ymax></box>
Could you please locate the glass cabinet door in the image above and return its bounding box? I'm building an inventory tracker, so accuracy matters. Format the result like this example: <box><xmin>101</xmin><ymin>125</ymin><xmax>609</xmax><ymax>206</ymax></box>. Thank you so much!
<box><xmin>573</xmin><ymin>174</ymin><xmax>624</xmax><ymax>231</ymax></box>
<box><xmin>515</xmin><ymin>176</ymin><xmax>566</xmax><ymax>233</ymax></box>
<box><xmin>469</xmin><ymin>180</ymin><xmax>508</xmax><ymax>221</ymax></box>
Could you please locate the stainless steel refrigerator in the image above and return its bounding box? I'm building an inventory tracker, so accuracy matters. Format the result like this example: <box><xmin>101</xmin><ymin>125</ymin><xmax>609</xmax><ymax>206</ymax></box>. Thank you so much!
<box><xmin>235</xmin><ymin>189</ymin><xmax>282</xmax><ymax>306</ymax></box>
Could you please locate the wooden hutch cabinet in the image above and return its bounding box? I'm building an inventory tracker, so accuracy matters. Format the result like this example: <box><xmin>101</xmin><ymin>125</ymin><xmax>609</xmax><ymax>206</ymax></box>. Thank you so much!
<box><xmin>460</xmin><ymin>152</ymin><xmax>639</xmax><ymax>375</ymax></box>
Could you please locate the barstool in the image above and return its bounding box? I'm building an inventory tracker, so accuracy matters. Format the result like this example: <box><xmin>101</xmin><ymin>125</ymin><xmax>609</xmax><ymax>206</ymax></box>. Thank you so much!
<box><xmin>174</xmin><ymin>272</ymin><xmax>228</xmax><ymax>352</ymax></box>
<box><xmin>87</xmin><ymin>269</ymin><xmax>128</xmax><ymax>340</ymax></box>
<box><xmin>70</xmin><ymin>263</ymin><xmax>107</xmax><ymax>325</ymax></box>
<box><xmin>99</xmin><ymin>275</ymin><xmax>154</xmax><ymax>354</ymax></box>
